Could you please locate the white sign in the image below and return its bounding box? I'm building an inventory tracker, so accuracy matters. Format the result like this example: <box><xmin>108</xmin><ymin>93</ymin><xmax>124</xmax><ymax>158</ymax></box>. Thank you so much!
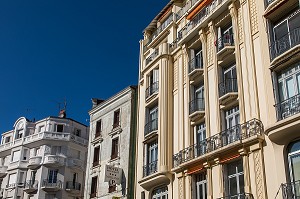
<box><xmin>104</xmin><ymin>165</ymin><xmax>122</xmax><ymax>184</ymax></box>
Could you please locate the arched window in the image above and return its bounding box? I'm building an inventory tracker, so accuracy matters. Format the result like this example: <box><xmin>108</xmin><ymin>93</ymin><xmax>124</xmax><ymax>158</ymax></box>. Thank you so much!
<box><xmin>288</xmin><ymin>140</ymin><xmax>300</xmax><ymax>182</ymax></box>
<box><xmin>152</xmin><ymin>186</ymin><xmax>168</xmax><ymax>199</ymax></box>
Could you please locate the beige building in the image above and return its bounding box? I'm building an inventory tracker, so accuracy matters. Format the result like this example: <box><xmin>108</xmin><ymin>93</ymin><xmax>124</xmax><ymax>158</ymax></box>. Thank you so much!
<box><xmin>135</xmin><ymin>0</ymin><xmax>300</xmax><ymax>199</ymax></box>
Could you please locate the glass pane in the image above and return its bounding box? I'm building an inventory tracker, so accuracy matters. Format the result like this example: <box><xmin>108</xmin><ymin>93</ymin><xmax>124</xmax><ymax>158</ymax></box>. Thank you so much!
<box><xmin>229</xmin><ymin>177</ymin><xmax>238</xmax><ymax>196</ymax></box>
<box><xmin>239</xmin><ymin>174</ymin><xmax>245</xmax><ymax>194</ymax></box>
<box><xmin>296</xmin><ymin>74</ymin><xmax>300</xmax><ymax>95</ymax></box>
<box><xmin>274</xmin><ymin>21</ymin><xmax>288</xmax><ymax>40</ymax></box>
<box><xmin>289</xmin><ymin>12</ymin><xmax>300</xmax><ymax>30</ymax></box>
<box><xmin>286</xmin><ymin>77</ymin><xmax>295</xmax><ymax>98</ymax></box>
<box><xmin>278</xmin><ymin>81</ymin><xmax>285</xmax><ymax>101</ymax></box>
<box><xmin>291</xmin><ymin>154</ymin><xmax>300</xmax><ymax>181</ymax></box>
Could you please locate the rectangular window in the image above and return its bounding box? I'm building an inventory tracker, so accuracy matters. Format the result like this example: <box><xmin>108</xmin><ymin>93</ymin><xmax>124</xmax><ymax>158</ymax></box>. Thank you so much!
<box><xmin>31</xmin><ymin>170</ymin><xmax>37</xmax><ymax>182</ymax></box>
<box><xmin>7</xmin><ymin>173</ymin><xmax>17</xmax><ymax>188</ymax></box>
<box><xmin>23</xmin><ymin>149</ymin><xmax>28</xmax><ymax>161</ymax></box>
<box><xmin>224</xmin><ymin>160</ymin><xmax>244</xmax><ymax>197</ymax></box>
<box><xmin>16</xmin><ymin>129</ymin><xmax>24</xmax><ymax>139</ymax></box>
<box><xmin>194</xmin><ymin>123</ymin><xmax>206</xmax><ymax>156</ymax></box>
<box><xmin>194</xmin><ymin>172</ymin><xmax>207</xmax><ymax>199</ymax></box>
<box><xmin>38</xmin><ymin>125</ymin><xmax>45</xmax><ymax>132</ymax></box>
<box><xmin>56</xmin><ymin>124</ymin><xmax>64</xmax><ymax>132</ymax></box>
<box><xmin>74</xmin><ymin>128</ymin><xmax>81</xmax><ymax>136</ymax></box>
<box><xmin>93</xmin><ymin>146</ymin><xmax>100</xmax><ymax>167</ymax></box>
<box><xmin>18</xmin><ymin>171</ymin><xmax>25</xmax><ymax>185</ymax></box>
<box><xmin>145</xmin><ymin>105</ymin><xmax>158</xmax><ymax>135</ymax></box>
<box><xmin>11</xmin><ymin>150</ymin><xmax>21</xmax><ymax>162</ymax></box>
<box><xmin>48</xmin><ymin>170</ymin><xmax>58</xmax><ymax>183</ymax></box>
<box><xmin>111</xmin><ymin>138</ymin><xmax>119</xmax><ymax>159</ymax></box>
<box><xmin>95</xmin><ymin>120</ymin><xmax>102</xmax><ymax>138</ymax></box>
<box><xmin>90</xmin><ymin>176</ymin><xmax>98</xmax><ymax>197</ymax></box>
<box><xmin>113</xmin><ymin>109</ymin><xmax>120</xmax><ymax>128</ymax></box>
<box><xmin>5</xmin><ymin>136</ymin><xmax>11</xmax><ymax>143</ymax></box>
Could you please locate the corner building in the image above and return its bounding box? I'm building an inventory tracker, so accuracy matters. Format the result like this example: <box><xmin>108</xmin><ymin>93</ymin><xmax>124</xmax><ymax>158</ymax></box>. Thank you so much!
<box><xmin>135</xmin><ymin>0</ymin><xmax>300</xmax><ymax>198</ymax></box>
<box><xmin>0</xmin><ymin>116</ymin><xmax>89</xmax><ymax>199</ymax></box>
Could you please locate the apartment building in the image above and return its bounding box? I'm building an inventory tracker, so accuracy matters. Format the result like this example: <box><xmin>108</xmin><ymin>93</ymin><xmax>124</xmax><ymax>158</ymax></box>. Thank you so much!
<box><xmin>0</xmin><ymin>114</ymin><xmax>89</xmax><ymax>199</ymax></box>
<box><xmin>135</xmin><ymin>0</ymin><xmax>300</xmax><ymax>198</ymax></box>
<box><xmin>84</xmin><ymin>86</ymin><xmax>137</xmax><ymax>199</ymax></box>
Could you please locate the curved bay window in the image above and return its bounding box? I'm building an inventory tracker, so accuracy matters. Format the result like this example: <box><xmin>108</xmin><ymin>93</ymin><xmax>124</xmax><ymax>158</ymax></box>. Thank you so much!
<box><xmin>152</xmin><ymin>186</ymin><xmax>168</xmax><ymax>199</ymax></box>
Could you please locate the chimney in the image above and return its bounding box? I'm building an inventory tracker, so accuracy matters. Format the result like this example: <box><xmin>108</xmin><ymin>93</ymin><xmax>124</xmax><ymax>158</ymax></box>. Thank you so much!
<box><xmin>92</xmin><ymin>98</ymin><xmax>104</xmax><ymax>108</ymax></box>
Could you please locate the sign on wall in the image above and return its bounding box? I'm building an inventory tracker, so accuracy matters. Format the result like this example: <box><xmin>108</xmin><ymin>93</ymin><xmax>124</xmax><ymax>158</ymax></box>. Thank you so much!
<box><xmin>104</xmin><ymin>165</ymin><xmax>123</xmax><ymax>184</ymax></box>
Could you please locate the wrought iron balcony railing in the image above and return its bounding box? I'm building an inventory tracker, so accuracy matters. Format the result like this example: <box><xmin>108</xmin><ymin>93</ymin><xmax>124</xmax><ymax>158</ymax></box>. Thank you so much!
<box><xmin>189</xmin><ymin>98</ymin><xmax>205</xmax><ymax>114</ymax></box>
<box><xmin>217</xmin><ymin>193</ymin><xmax>254</xmax><ymax>199</ymax></box>
<box><xmin>66</xmin><ymin>181</ymin><xmax>81</xmax><ymax>191</ymax></box>
<box><xmin>177</xmin><ymin>0</ymin><xmax>224</xmax><ymax>42</ymax></box>
<box><xmin>175</xmin><ymin>0</ymin><xmax>199</xmax><ymax>21</ymax></box>
<box><xmin>145</xmin><ymin>81</ymin><xmax>159</xmax><ymax>99</ymax></box>
<box><xmin>169</xmin><ymin>38</ymin><xmax>179</xmax><ymax>52</ymax></box>
<box><xmin>275</xmin><ymin>93</ymin><xmax>300</xmax><ymax>121</ymax></box>
<box><xmin>143</xmin><ymin>160</ymin><xmax>158</xmax><ymax>177</ymax></box>
<box><xmin>219</xmin><ymin>78</ymin><xmax>238</xmax><ymax>97</ymax></box>
<box><xmin>281</xmin><ymin>180</ymin><xmax>300</xmax><ymax>199</ymax></box>
<box><xmin>188</xmin><ymin>53</ymin><xmax>204</xmax><ymax>73</ymax></box>
<box><xmin>146</xmin><ymin>49</ymin><xmax>159</xmax><ymax>65</ymax></box>
<box><xmin>42</xmin><ymin>179</ymin><xmax>62</xmax><ymax>189</ymax></box>
<box><xmin>269</xmin><ymin>28</ymin><xmax>300</xmax><ymax>61</ymax></box>
<box><xmin>144</xmin><ymin>118</ymin><xmax>158</xmax><ymax>137</ymax></box>
<box><xmin>24</xmin><ymin>180</ymin><xmax>38</xmax><ymax>189</ymax></box>
<box><xmin>216</xmin><ymin>34</ymin><xmax>235</xmax><ymax>52</ymax></box>
<box><xmin>173</xmin><ymin>119</ymin><xmax>263</xmax><ymax>167</ymax></box>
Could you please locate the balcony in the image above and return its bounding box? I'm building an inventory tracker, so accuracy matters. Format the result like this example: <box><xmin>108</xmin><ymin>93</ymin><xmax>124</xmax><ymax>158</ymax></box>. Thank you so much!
<box><xmin>0</xmin><ymin>166</ymin><xmax>7</xmax><ymax>178</ymax></box>
<box><xmin>23</xmin><ymin>180</ymin><xmax>38</xmax><ymax>193</ymax></box>
<box><xmin>269</xmin><ymin>28</ymin><xmax>300</xmax><ymax>63</ymax></box>
<box><xmin>143</xmin><ymin>160</ymin><xmax>158</xmax><ymax>177</ymax></box>
<box><xmin>188</xmin><ymin>54</ymin><xmax>204</xmax><ymax>81</ymax></box>
<box><xmin>145</xmin><ymin>49</ymin><xmax>159</xmax><ymax>66</ymax></box>
<box><xmin>281</xmin><ymin>180</ymin><xmax>300</xmax><ymax>199</ymax></box>
<box><xmin>189</xmin><ymin>98</ymin><xmax>205</xmax><ymax>122</ymax></box>
<box><xmin>175</xmin><ymin>0</ymin><xmax>200</xmax><ymax>21</ymax></box>
<box><xmin>144</xmin><ymin>119</ymin><xmax>158</xmax><ymax>137</ymax></box>
<box><xmin>43</xmin><ymin>155</ymin><xmax>65</xmax><ymax>167</ymax></box>
<box><xmin>67</xmin><ymin>158</ymin><xmax>84</xmax><ymax>170</ymax></box>
<box><xmin>173</xmin><ymin>119</ymin><xmax>264</xmax><ymax>168</ymax></box>
<box><xmin>217</xmin><ymin>193</ymin><xmax>254</xmax><ymax>199</ymax></box>
<box><xmin>216</xmin><ymin>34</ymin><xmax>235</xmax><ymax>60</ymax></box>
<box><xmin>275</xmin><ymin>94</ymin><xmax>300</xmax><ymax>121</ymax></box>
<box><xmin>145</xmin><ymin>82</ymin><xmax>159</xmax><ymax>100</ymax></box>
<box><xmin>27</xmin><ymin>156</ymin><xmax>42</xmax><ymax>169</ymax></box>
<box><xmin>219</xmin><ymin>78</ymin><xmax>238</xmax><ymax>106</ymax></box>
<box><xmin>65</xmin><ymin>181</ymin><xmax>81</xmax><ymax>194</ymax></box>
<box><xmin>41</xmin><ymin>180</ymin><xmax>62</xmax><ymax>192</ymax></box>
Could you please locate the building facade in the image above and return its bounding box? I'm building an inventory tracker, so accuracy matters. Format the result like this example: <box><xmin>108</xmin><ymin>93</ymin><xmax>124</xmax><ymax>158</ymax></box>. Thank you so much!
<box><xmin>84</xmin><ymin>86</ymin><xmax>137</xmax><ymax>199</ymax></box>
<box><xmin>135</xmin><ymin>0</ymin><xmax>300</xmax><ymax>198</ymax></box>
<box><xmin>0</xmin><ymin>115</ymin><xmax>89</xmax><ymax>199</ymax></box>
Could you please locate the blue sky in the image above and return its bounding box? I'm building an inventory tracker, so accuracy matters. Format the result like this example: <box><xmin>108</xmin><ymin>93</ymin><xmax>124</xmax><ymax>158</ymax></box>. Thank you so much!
<box><xmin>0</xmin><ymin>0</ymin><xmax>169</xmax><ymax>133</ymax></box>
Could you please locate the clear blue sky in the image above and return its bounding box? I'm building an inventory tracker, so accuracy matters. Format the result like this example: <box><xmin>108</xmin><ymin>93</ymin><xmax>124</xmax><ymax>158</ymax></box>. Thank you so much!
<box><xmin>0</xmin><ymin>0</ymin><xmax>169</xmax><ymax>133</ymax></box>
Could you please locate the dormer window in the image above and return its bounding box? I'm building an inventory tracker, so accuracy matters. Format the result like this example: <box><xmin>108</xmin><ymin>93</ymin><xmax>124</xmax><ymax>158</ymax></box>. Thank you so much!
<box><xmin>55</xmin><ymin>124</ymin><xmax>64</xmax><ymax>132</ymax></box>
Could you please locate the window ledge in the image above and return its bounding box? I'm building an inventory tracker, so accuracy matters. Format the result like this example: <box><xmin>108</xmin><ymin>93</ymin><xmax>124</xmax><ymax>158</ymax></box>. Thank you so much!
<box><xmin>109</xmin><ymin>126</ymin><xmax>122</xmax><ymax>137</ymax></box>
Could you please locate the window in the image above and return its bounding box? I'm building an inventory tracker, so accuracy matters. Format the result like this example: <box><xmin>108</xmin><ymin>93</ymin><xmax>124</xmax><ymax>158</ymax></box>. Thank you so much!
<box><xmin>113</xmin><ymin>109</ymin><xmax>120</xmax><ymax>128</ymax></box>
<box><xmin>51</xmin><ymin>146</ymin><xmax>61</xmax><ymax>155</ymax></box>
<box><xmin>152</xmin><ymin>186</ymin><xmax>168</xmax><ymax>199</ymax></box>
<box><xmin>191</xmin><ymin>84</ymin><xmax>205</xmax><ymax>113</ymax></box>
<box><xmin>145</xmin><ymin>106</ymin><xmax>158</xmax><ymax>136</ymax></box>
<box><xmin>95</xmin><ymin>120</ymin><xmax>102</xmax><ymax>138</ymax></box>
<box><xmin>194</xmin><ymin>123</ymin><xmax>206</xmax><ymax>156</ymax></box>
<box><xmin>38</xmin><ymin>125</ymin><xmax>45</xmax><ymax>132</ymax></box>
<box><xmin>31</xmin><ymin>170</ymin><xmax>37</xmax><ymax>182</ymax></box>
<box><xmin>220</xmin><ymin>65</ymin><xmax>238</xmax><ymax>96</ymax></box>
<box><xmin>16</xmin><ymin>129</ymin><xmax>24</xmax><ymax>139</ymax></box>
<box><xmin>74</xmin><ymin>128</ymin><xmax>81</xmax><ymax>136</ymax></box>
<box><xmin>5</xmin><ymin>136</ymin><xmax>11</xmax><ymax>143</ymax></box>
<box><xmin>48</xmin><ymin>170</ymin><xmax>58</xmax><ymax>183</ymax></box>
<box><xmin>189</xmin><ymin>48</ymin><xmax>203</xmax><ymax>72</ymax></box>
<box><xmin>111</xmin><ymin>138</ymin><xmax>119</xmax><ymax>159</ymax></box>
<box><xmin>56</xmin><ymin>124</ymin><xmax>64</xmax><ymax>132</ymax></box>
<box><xmin>146</xmin><ymin>69</ymin><xmax>159</xmax><ymax>98</ymax></box>
<box><xmin>194</xmin><ymin>172</ymin><xmax>207</xmax><ymax>199</ymax></box>
<box><xmin>144</xmin><ymin>140</ymin><xmax>158</xmax><ymax>176</ymax></box>
<box><xmin>23</xmin><ymin>149</ymin><xmax>28</xmax><ymax>161</ymax></box>
<box><xmin>224</xmin><ymin>160</ymin><xmax>244</xmax><ymax>197</ymax></box>
<box><xmin>90</xmin><ymin>176</ymin><xmax>98</xmax><ymax>197</ymax></box>
<box><xmin>11</xmin><ymin>150</ymin><xmax>21</xmax><ymax>162</ymax></box>
<box><xmin>93</xmin><ymin>146</ymin><xmax>100</xmax><ymax>167</ymax></box>
<box><xmin>7</xmin><ymin>173</ymin><xmax>17</xmax><ymax>188</ymax></box>
<box><xmin>288</xmin><ymin>141</ymin><xmax>300</xmax><ymax>183</ymax></box>
<box><xmin>18</xmin><ymin>171</ymin><xmax>25</xmax><ymax>186</ymax></box>
<box><xmin>224</xmin><ymin>106</ymin><xmax>240</xmax><ymax>144</ymax></box>
<box><xmin>217</xmin><ymin>23</ymin><xmax>234</xmax><ymax>51</ymax></box>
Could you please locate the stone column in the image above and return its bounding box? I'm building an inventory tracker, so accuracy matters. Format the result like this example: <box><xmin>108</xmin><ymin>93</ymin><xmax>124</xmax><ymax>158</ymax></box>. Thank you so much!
<box><xmin>215</xmin><ymin>158</ymin><xmax>224</xmax><ymax>197</ymax></box>
<box><xmin>204</xmin><ymin>162</ymin><xmax>213</xmax><ymax>199</ymax></box>
<box><xmin>239</xmin><ymin>148</ymin><xmax>251</xmax><ymax>193</ymax></box>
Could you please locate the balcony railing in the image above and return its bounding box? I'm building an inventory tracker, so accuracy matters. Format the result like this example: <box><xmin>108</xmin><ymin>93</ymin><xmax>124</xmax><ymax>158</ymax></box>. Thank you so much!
<box><xmin>189</xmin><ymin>98</ymin><xmax>205</xmax><ymax>114</ymax></box>
<box><xmin>169</xmin><ymin>38</ymin><xmax>179</xmax><ymax>52</ymax></box>
<box><xmin>275</xmin><ymin>94</ymin><xmax>300</xmax><ymax>121</ymax></box>
<box><xmin>217</xmin><ymin>193</ymin><xmax>254</xmax><ymax>199</ymax></box>
<box><xmin>216</xmin><ymin>34</ymin><xmax>235</xmax><ymax>52</ymax></box>
<box><xmin>188</xmin><ymin>53</ymin><xmax>204</xmax><ymax>73</ymax></box>
<box><xmin>281</xmin><ymin>180</ymin><xmax>300</xmax><ymax>199</ymax></box>
<box><xmin>146</xmin><ymin>49</ymin><xmax>159</xmax><ymax>65</ymax></box>
<box><xmin>176</xmin><ymin>0</ymin><xmax>199</xmax><ymax>21</ymax></box>
<box><xmin>147</xmin><ymin>14</ymin><xmax>174</xmax><ymax>45</ymax></box>
<box><xmin>177</xmin><ymin>0</ymin><xmax>224</xmax><ymax>42</ymax></box>
<box><xmin>144</xmin><ymin>119</ymin><xmax>158</xmax><ymax>137</ymax></box>
<box><xmin>42</xmin><ymin>180</ymin><xmax>62</xmax><ymax>189</ymax></box>
<box><xmin>145</xmin><ymin>82</ymin><xmax>159</xmax><ymax>99</ymax></box>
<box><xmin>66</xmin><ymin>181</ymin><xmax>81</xmax><ymax>191</ymax></box>
<box><xmin>173</xmin><ymin>119</ymin><xmax>263</xmax><ymax>167</ymax></box>
<box><xmin>219</xmin><ymin>78</ymin><xmax>238</xmax><ymax>97</ymax></box>
<box><xmin>269</xmin><ymin>28</ymin><xmax>300</xmax><ymax>61</ymax></box>
<box><xmin>143</xmin><ymin>160</ymin><xmax>158</xmax><ymax>177</ymax></box>
<box><xmin>24</xmin><ymin>180</ymin><xmax>38</xmax><ymax>189</ymax></box>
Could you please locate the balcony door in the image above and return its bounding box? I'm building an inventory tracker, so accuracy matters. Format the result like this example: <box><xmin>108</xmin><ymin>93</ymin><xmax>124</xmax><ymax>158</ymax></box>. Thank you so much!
<box><xmin>225</xmin><ymin>160</ymin><xmax>244</xmax><ymax>198</ymax></box>
<box><xmin>278</xmin><ymin>64</ymin><xmax>300</xmax><ymax>101</ymax></box>
<box><xmin>149</xmin><ymin>106</ymin><xmax>158</xmax><ymax>131</ymax></box>
<box><xmin>195</xmin><ymin>172</ymin><xmax>207</xmax><ymax>199</ymax></box>
<box><xmin>288</xmin><ymin>141</ymin><xmax>300</xmax><ymax>198</ymax></box>
<box><xmin>194</xmin><ymin>85</ymin><xmax>205</xmax><ymax>111</ymax></box>
<box><xmin>224</xmin><ymin>107</ymin><xmax>240</xmax><ymax>144</ymax></box>
<box><xmin>147</xmin><ymin>140</ymin><xmax>158</xmax><ymax>175</ymax></box>
<box><xmin>149</xmin><ymin>69</ymin><xmax>159</xmax><ymax>86</ymax></box>
<box><xmin>223</xmin><ymin>65</ymin><xmax>237</xmax><ymax>93</ymax></box>
<box><xmin>194</xmin><ymin>123</ymin><xmax>206</xmax><ymax>156</ymax></box>
<box><xmin>48</xmin><ymin>170</ymin><xmax>58</xmax><ymax>183</ymax></box>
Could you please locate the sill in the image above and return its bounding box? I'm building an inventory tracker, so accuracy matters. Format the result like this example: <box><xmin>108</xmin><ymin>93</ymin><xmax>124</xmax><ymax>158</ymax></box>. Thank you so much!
<box><xmin>108</xmin><ymin>156</ymin><xmax>120</xmax><ymax>163</ymax></box>
<box><xmin>91</xmin><ymin>135</ymin><xmax>103</xmax><ymax>145</ymax></box>
<box><xmin>109</xmin><ymin>126</ymin><xmax>122</xmax><ymax>137</ymax></box>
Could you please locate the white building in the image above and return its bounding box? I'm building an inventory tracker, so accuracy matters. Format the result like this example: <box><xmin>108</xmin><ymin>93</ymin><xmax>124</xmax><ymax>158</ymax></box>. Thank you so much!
<box><xmin>0</xmin><ymin>114</ymin><xmax>89</xmax><ymax>199</ymax></box>
<box><xmin>84</xmin><ymin>86</ymin><xmax>137</xmax><ymax>199</ymax></box>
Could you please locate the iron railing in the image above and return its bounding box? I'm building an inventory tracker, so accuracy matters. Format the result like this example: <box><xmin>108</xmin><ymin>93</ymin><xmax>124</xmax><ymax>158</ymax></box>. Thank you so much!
<box><xmin>275</xmin><ymin>94</ymin><xmax>300</xmax><ymax>121</ymax></box>
<box><xmin>42</xmin><ymin>180</ymin><xmax>62</xmax><ymax>189</ymax></box>
<box><xmin>144</xmin><ymin>118</ymin><xmax>158</xmax><ymax>137</ymax></box>
<box><xmin>281</xmin><ymin>180</ymin><xmax>300</xmax><ymax>199</ymax></box>
<box><xmin>24</xmin><ymin>180</ymin><xmax>38</xmax><ymax>189</ymax></box>
<box><xmin>175</xmin><ymin>0</ymin><xmax>199</xmax><ymax>20</ymax></box>
<box><xmin>216</xmin><ymin>34</ymin><xmax>235</xmax><ymax>52</ymax></box>
<box><xmin>145</xmin><ymin>81</ymin><xmax>159</xmax><ymax>99</ymax></box>
<box><xmin>66</xmin><ymin>181</ymin><xmax>81</xmax><ymax>191</ymax></box>
<box><xmin>219</xmin><ymin>78</ymin><xmax>238</xmax><ymax>97</ymax></box>
<box><xmin>173</xmin><ymin>119</ymin><xmax>263</xmax><ymax>167</ymax></box>
<box><xmin>217</xmin><ymin>193</ymin><xmax>254</xmax><ymax>199</ymax></box>
<box><xmin>143</xmin><ymin>160</ymin><xmax>158</xmax><ymax>177</ymax></box>
<box><xmin>169</xmin><ymin>38</ymin><xmax>179</xmax><ymax>52</ymax></box>
<box><xmin>188</xmin><ymin>53</ymin><xmax>204</xmax><ymax>73</ymax></box>
<box><xmin>147</xmin><ymin>14</ymin><xmax>174</xmax><ymax>45</ymax></box>
<box><xmin>189</xmin><ymin>98</ymin><xmax>205</xmax><ymax>114</ymax></box>
<box><xmin>146</xmin><ymin>49</ymin><xmax>159</xmax><ymax>65</ymax></box>
<box><xmin>269</xmin><ymin>28</ymin><xmax>300</xmax><ymax>61</ymax></box>
<box><xmin>177</xmin><ymin>0</ymin><xmax>224</xmax><ymax>42</ymax></box>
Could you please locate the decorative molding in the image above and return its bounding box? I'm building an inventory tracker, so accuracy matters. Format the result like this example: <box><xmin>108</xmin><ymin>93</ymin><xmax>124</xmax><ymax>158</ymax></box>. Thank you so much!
<box><xmin>249</xmin><ymin>0</ymin><xmax>258</xmax><ymax>35</ymax></box>
<box><xmin>253</xmin><ymin>150</ymin><xmax>264</xmax><ymax>199</ymax></box>
<box><xmin>179</xmin><ymin>176</ymin><xmax>184</xmax><ymax>199</ymax></box>
<box><xmin>174</xmin><ymin>59</ymin><xmax>178</xmax><ymax>90</ymax></box>
<box><xmin>238</xmin><ymin>7</ymin><xmax>244</xmax><ymax>42</ymax></box>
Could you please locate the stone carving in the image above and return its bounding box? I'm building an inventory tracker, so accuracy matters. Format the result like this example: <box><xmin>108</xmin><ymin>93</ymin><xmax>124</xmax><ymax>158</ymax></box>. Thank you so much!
<box><xmin>238</xmin><ymin>7</ymin><xmax>244</xmax><ymax>41</ymax></box>
<box><xmin>179</xmin><ymin>177</ymin><xmax>184</xmax><ymax>199</ymax></box>
<box><xmin>249</xmin><ymin>0</ymin><xmax>258</xmax><ymax>34</ymax></box>
<box><xmin>174</xmin><ymin>59</ymin><xmax>178</xmax><ymax>90</ymax></box>
<box><xmin>253</xmin><ymin>150</ymin><xmax>264</xmax><ymax>199</ymax></box>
